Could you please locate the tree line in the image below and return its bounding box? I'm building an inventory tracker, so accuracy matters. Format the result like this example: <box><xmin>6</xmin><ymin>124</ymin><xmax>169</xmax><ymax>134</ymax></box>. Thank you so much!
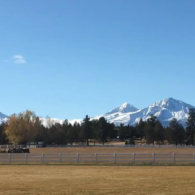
<box><xmin>0</xmin><ymin>108</ymin><xmax>195</xmax><ymax>145</ymax></box>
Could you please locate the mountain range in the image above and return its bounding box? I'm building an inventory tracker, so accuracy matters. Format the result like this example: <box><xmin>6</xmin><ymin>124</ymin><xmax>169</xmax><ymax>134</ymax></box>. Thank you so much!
<box><xmin>0</xmin><ymin>98</ymin><xmax>194</xmax><ymax>127</ymax></box>
<box><xmin>101</xmin><ymin>97</ymin><xmax>193</xmax><ymax>127</ymax></box>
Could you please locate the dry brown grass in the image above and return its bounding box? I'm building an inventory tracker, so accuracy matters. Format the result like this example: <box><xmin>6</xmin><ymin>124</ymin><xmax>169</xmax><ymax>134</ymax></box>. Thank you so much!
<box><xmin>0</xmin><ymin>166</ymin><xmax>195</xmax><ymax>195</ymax></box>
<box><xmin>30</xmin><ymin>147</ymin><xmax>195</xmax><ymax>154</ymax></box>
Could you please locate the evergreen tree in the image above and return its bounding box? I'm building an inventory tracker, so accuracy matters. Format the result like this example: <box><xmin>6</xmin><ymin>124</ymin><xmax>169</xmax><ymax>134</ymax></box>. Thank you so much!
<box><xmin>177</xmin><ymin>125</ymin><xmax>185</xmax><ymax>145</ymax></box>
<box><xmin>107</xmin><ymin>123</ymin><xmax>117</xmax><ymax>139</ymax></box>
<box><xmin>126</xmin><ymin>125</ymin><xmax>137</xmax><ymax>139</ymax></box>
<box><xmin>91</xmin><ymin>119</ymin><xmax>99</xmax><ymax>145</ymax></box>
<box><xmin>154</xmin><ymin>121</ymin><xmax>164</xmax><ymax>144</ymax></box>
<box><xmin>97</xmin><ymin>117</ymin><xmax>108</xmax><ymax>145</ymax></box>
<box><xmin>0</xmin><ymin>122</ymin><xmax>8</xmax><ymax>144</ymax></box>
<box><xmin>34</xmin><ymin>124</ymin><xmax>48</xmax><ymax>144</ymax></box>
<box><xmin>144</xmin><ymin>115</ymin><xmax>157</xmax><ymax>144</ymax></box>
<box><xmin>66</xmin><ymin>122</ymin><xmax>79</xmax><ymax>145</ymax></box>
<box><xmin>165</xmin><ymin>118</ymin><xmax>185</xmax><ymax>145</ymax></box>
<box><xmin>135</xmin><ymin>119</ymin><xmax>145</xmax><ymax>140</ymax></box>
<box><xmin>73</xmin><ymin>122</ymin><xmax>82</xmax><ymax>144</ymax></box>
<box><xmin>81</xmin><ymin>115</ymin><xmax>92</xmax><ymax>145</ymax></box>
<box><xmin>164</xmin><ymin>126</ymin><xmax>172</xmax><ymax>144</ymax></box>
<box><xmin>118</xmin><ymin>123</ymin><xmax>126</xmax><ymax>140</ymax></box>
<box><xmin>186</xmin><ymin>108</ymin><xmax>195</xmax><ymax>145</ymax></box>
<box><xmin>55</xmin><ymin>123</ymin><xmax>68</xmax><ymax>144</ymax></box>
<box><xmin>61</xmin><ymin>119</ymin><xmax>71</xmax><ymax>145</ymax></box>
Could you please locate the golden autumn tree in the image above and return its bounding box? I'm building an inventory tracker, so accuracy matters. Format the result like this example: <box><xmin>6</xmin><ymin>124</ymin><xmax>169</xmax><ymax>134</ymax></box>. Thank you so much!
<box><xmin>5</xmin><ymin>110</ymin><xmax>42</xmax><ymax>144</ymax></box>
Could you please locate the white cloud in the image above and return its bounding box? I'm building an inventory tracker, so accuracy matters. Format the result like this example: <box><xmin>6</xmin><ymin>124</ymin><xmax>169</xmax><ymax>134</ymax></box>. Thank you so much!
<box><xmin>13</xmin><ymin>55</ymin><xmax>26</xmax><ymax>64</ymax></box>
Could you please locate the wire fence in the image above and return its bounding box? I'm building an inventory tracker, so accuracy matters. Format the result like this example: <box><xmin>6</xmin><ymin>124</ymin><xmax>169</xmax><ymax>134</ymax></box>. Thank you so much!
<box><xmin>0</xmin><ymin>153</ymin><xmax>195</xmax><ymax>164</ymax></box>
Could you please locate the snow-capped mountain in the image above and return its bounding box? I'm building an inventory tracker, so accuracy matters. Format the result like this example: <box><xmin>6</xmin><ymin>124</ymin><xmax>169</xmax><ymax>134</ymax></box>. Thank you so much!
<box><xmin>40</xmin><ymin>117</ymin><xmax>82</xmax><ymax>127</ymax></box>
<box><xmin>0</xmin><ymin>112</ymin><xmax>8</xmax><ymax>123</ymax></box>
<box><xmin>105</xmin><ymin>102</ymin><xmax>138</xmax><ymax>115</ymax></box>
<box><xmin>101</xmin><ymin>98</ymin><xmax>194</xmax><ymax>127</ymax></box>
<box><xmin>0</xmin><ymin>98</ymin><xmax>194</xmax><ymax>127</ymax></box>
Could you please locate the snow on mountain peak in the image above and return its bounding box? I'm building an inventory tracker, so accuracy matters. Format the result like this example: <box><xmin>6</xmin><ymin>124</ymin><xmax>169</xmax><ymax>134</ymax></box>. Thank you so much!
<box><xmin>0</xmin><ymin>112</ymin><xmax>8</xmax><ymax>124</ymax></box>
<box><xmin>102</xmin><ymin>98</ymin><xmax>195</xmax><ymax>127</ymax></box>
<box><xmin>120</xmin><ymin>102</ymin><xmax>129</xmax><ymax>108</ymax></box>
<box><xmin>149</xmin><ymin>97</ymin><xmax>193</xmax><ymax>113</ymax></box>
<box><xmin>118</xmin><ymin>102</ymin><xmax>137</xmax><ymax>112</ymax></box>
<box><xmin>1</xmin><ymin>97</ymin><xmax>195</xmax><ymax>127</ymax></box>
<box><xmin>105</xmin><ymin>102</ymin><xmax>138</xmax><ymax>115</ymax></box>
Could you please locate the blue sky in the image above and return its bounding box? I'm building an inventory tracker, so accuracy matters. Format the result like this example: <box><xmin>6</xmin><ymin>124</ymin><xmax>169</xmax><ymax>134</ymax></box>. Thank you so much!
<box><xmin>0</xmin><ymin>0</ymin><xmax>195</xmax><ymax>119</ymax></box>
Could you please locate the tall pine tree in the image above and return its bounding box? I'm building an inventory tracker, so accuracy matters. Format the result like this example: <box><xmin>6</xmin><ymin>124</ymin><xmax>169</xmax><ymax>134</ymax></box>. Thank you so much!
<box><xmin>144</xmin><ymin>115</ymin><xmax>157</xmax><ymax>145</ymax></box>
<box><xmin>165</xmin><ymin>118</ymin><xmax>185</xmax><ymax>145</ymax></box>
<box><xmin>186</xmin><ymin>108</ymin><xmax>195</xmax><ymax>145</ymax></box>
<box><xmin>81</xmin><ymin>115</ymin><xmax>92</xmax><ymax>145</ymax></box>
<box><xmin>97</xmin><ymin>117</ymin><xmax>108</xmax><ymax>145</ymax></box>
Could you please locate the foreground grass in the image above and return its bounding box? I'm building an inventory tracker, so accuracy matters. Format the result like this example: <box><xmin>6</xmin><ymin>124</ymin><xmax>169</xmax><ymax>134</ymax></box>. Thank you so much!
<box><xmin>0</xmin><ymin>166</ymin><xmax>195</xmax><ymax>195</ymax></box>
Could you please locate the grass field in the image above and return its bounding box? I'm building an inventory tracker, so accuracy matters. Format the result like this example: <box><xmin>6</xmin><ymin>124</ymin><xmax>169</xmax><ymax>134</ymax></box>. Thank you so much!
<box><xmin>0</xmin><ymin>166</ymin><xmax>195</xmax><ymax>195</ymax></box>
<box><xmin>30</xmin><ymin>147</ymin><xmax>195</xmax><ymax>154</ymax></box>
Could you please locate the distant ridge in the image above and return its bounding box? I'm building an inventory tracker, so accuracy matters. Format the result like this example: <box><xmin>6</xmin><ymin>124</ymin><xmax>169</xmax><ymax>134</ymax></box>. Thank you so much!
<box><xmin>0</xmin><ymin>98</ymin><xmax>194</xmax><ymax>127</ymax></box>
<box><xmin>100</xmin><ymin>97</ymin><xmax>194</xmax><ymax>127</ymax></box>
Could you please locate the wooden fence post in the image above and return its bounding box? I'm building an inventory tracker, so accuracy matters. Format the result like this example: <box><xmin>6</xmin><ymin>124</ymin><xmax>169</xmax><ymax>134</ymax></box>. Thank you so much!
<box><xmin>113</xmin><ymin>153</ymin><xmax>116</xmax><ymax>164</ymax></box>
<box><xmin>25</xmin><ymin>153</ymin><xmax>28</xmax><ymax>164</ymax></box>
<box><xmin>77</xmin><ymin>153</ymin><xmax>79</xmax><ymax>163</ymax></box>
<box><xmin>152</xmin><ymin>153</ymin><xmax>155</xmax><ymax>163</ymax></box>
<box><xmin>59</xmin><ymin>153</ymin><xmax>62</xmax><ymax>163</ymax></box>
<box><xmin>133</xmin><ymin>153</ymin><xmax>135</xmax><ymax>164</ymax></box>
<box><xmin>42</xmin><ymin>153</ymin><xmax>44</xmax><ymax>164</ymax></box>
<box><xmin>95</xmin><ymin>153</ymin><xmax>97</xmax><ymax>164</ymax></box>
<box><xmin>172</xmin><ymin>153</ymin><xmax>175</xmax><ymax>164</ymax></box>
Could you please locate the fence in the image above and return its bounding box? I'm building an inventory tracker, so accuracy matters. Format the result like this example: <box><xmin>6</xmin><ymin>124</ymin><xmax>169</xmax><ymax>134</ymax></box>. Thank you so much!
<box><xmin>0</xmin><ymin>153</ymin><xmax>195</xmax><ymax>164</ymax></box>
<box><xmin>1</xmin><ymin>144</ymin><xmax>195</xmax><ymax>149</ymax></box>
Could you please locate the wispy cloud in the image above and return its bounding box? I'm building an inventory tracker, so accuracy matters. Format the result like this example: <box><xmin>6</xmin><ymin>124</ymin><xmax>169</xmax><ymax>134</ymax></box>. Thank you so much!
<box><xmin>13</xmin><ymin>55</ymin><xmax>26</xmax><ymax>64</ymax></box>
